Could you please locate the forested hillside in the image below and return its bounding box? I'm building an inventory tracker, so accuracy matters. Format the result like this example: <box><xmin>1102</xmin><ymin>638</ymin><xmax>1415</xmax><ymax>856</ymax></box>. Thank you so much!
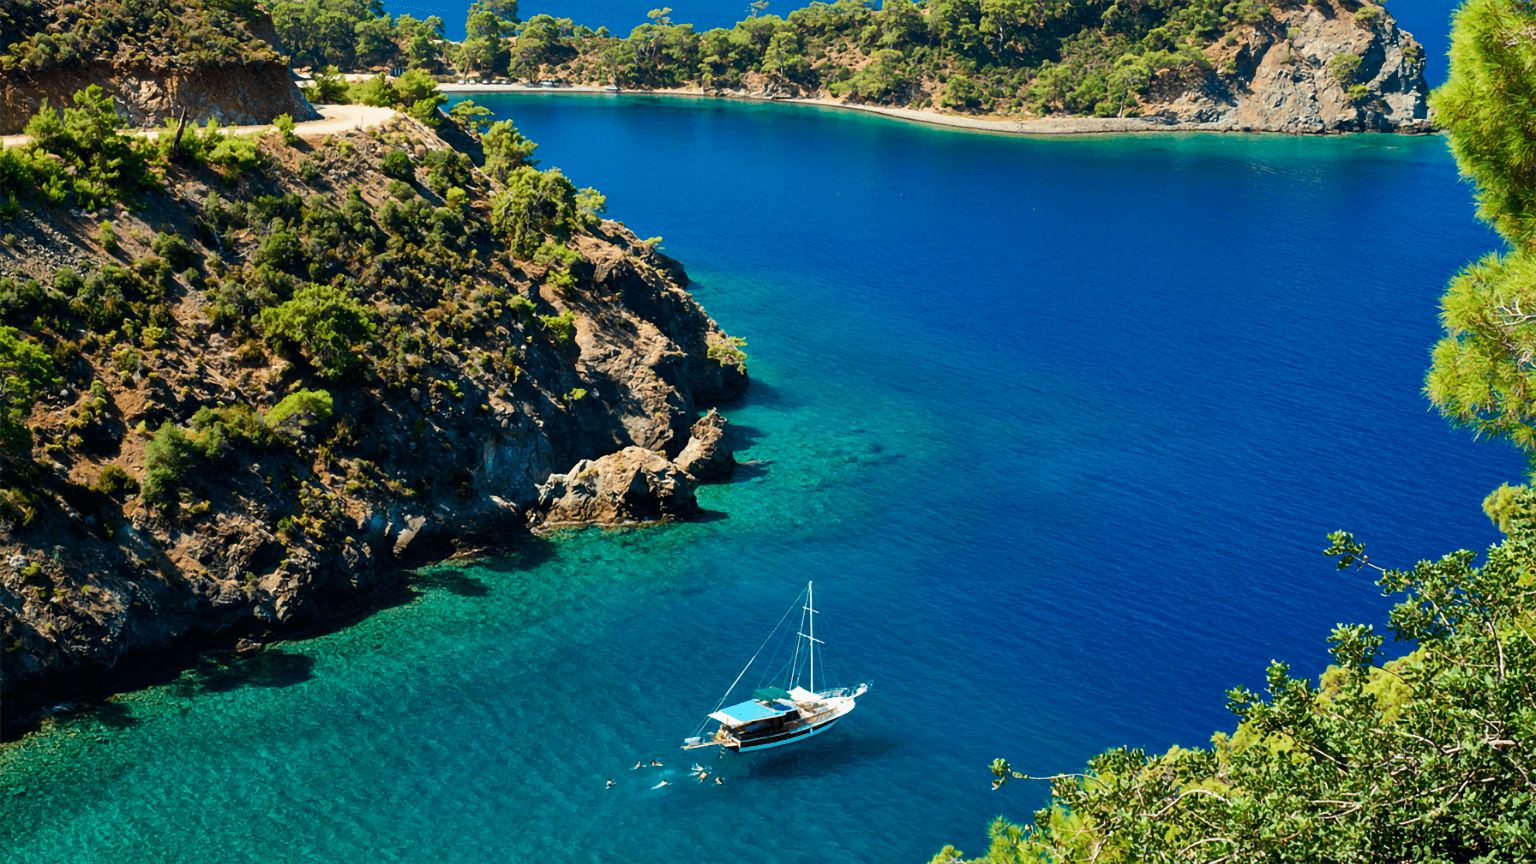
<box><xmin>0</xmin><ymin>82</ymin><xmax>745</xmax><ymax>734</ymax></box>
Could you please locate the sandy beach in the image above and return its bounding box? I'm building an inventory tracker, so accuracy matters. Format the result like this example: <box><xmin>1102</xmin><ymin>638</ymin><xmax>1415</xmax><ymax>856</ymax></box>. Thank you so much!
<box><xmin>437</xmin><ymin>82</ymin><xmax>1245</xmax><ymax>136</ymax></box>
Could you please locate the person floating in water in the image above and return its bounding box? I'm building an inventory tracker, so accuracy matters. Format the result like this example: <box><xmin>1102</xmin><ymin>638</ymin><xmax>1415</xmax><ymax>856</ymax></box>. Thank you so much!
<box><xmin>649</xmin><ymin>758</ymin><xmax>662</xmax><ymax>767</ymax></box>
<box><xmin>697</xmin><ymin>772</ymin><xmax>709</xmax><ymax>783</ymax></box>
<box><xmin>691</xmin><ymin>763</ymin><xmax>704</xmax><ymax>774</ymax></box>
<box><xmin>632</xmin><ymin>761</ymin><xmax>643</xmax><ymax>770</ymax></box>
<box><xmin>606</xmin><ymin>779</ymin><xmax>614</xmax><ymax>789</ymax></box>
<box><xmin>652</xmin><ymin>780</ymin><xmax>670</xmax><ymax>789</ymax></box>
<box><xmin>714</xmin><ymin>776</ymin><xmax>724</xmax><ymax>785</ymax></box>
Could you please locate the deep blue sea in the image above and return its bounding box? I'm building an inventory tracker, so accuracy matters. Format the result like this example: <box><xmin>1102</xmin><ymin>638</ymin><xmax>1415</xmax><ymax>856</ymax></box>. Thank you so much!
<box><xmin>0</xmin><ymin>17</ymin><xmax>1520</xmax><ymax>862</ymax></box>
<box><xmin>388</xmin><ymin>0</ymin><xmax>1457</xmax><ymax>87</ymax></box>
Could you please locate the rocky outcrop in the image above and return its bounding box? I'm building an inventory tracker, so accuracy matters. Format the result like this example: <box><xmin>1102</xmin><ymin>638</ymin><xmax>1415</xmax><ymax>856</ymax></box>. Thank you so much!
<box><xmin>533</xmin><ymin>407</ymin><xmax>736</xmax><ymax>525</ymax></box>
<box><xmin>1139</xmin><ymin>0</ymin><xmax>1431</xmax><ymax>133</ymax></box>
<box><xmin>535</xmin><ymin>447</ymin><xmax>700</xmax><ymax>525</ymax></box>
<box><xmin>674</xmin><ymin>409</ymin><xmax>735</xmax><ymax>481</ymax></box>
<box><xmin>0</xmin><ymin>11</ymin><xmax>318</xmax><ymax>134</ymax></box>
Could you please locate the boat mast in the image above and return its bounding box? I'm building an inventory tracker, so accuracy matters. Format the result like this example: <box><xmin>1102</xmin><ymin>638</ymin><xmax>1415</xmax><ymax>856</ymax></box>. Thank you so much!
<box><xmin>801</xmin><ymin>581</ymin><xmax>823</xmax><ymax>694</ymax></box>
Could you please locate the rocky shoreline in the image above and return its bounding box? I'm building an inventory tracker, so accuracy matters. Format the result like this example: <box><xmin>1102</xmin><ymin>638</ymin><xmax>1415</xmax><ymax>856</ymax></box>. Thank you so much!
<box><xmin>0</xmin><ymin>108</ymin><xmax>747</xmax><ymax>740</ymax></box>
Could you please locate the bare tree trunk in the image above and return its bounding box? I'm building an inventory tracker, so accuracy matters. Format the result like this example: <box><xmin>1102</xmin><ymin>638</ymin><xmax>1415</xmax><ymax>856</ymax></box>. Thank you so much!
<box><xmin>170</xmin><ymin>108</ymin><xmax>189</xmax><ymax>159</ymax></box>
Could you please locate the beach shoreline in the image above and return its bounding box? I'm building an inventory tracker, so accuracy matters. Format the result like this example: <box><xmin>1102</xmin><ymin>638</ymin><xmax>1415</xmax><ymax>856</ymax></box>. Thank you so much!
<box><xmin>436</xmin><ymin>83</ymin><xmax>1436</xmax><ymax>138</ymax></box>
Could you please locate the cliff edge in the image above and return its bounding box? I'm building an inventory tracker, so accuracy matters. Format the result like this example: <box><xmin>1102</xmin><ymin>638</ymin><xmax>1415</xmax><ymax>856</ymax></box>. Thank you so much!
<box><xmin>1139</xmin><ymin>0</ymin><xmax>1430</xmax><ymax>133</ymax></box>
<box><xmin>0</xmin><ymin>105</ymin><xmax>745</xmax><ymax>735</ymax></box>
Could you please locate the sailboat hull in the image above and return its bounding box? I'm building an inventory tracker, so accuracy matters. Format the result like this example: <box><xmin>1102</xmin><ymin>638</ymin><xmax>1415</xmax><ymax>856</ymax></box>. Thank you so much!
<box><xmin>733</xmin><ymin>717</ymin><xmax>840</xmax><ymax>753</ymax></box>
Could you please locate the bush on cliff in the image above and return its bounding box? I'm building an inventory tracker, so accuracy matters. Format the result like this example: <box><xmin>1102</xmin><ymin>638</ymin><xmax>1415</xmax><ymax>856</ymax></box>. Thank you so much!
<box><xmin>0</xmin><ymin>326</ymin><xmax>56</xmax><ymax>457</ymax></box>
<box><xmin>490</xmin><ymin>166</ymin><xmax>579</xmax><ymax>258</ymax></box>
<box><xmin>259</xmin><ymin>284</ymin><xmax>378</xmax><ymax>382</ymax></box>
<box><xmin>265</xmin><ymin>389</ymin><xmax>334</xmax><ymax>439</ymax></box>
<box><xmin>0</xmin><ymin>85</ymin><xmax>157</xmax><ymax>210</ymax></box>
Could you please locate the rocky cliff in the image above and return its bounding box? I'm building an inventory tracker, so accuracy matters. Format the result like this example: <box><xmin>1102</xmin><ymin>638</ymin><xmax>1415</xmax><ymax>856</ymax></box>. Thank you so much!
<box><xmin>0</xmin><ymin>1</ymin><xmax>318</xmax><ymax>135</ymax></box>
<box><xmin>0</xmin><ymin>108</ymin><xmax>745</xmax><ymax>736</ymax></box>
<box><xmin>1139</xmin><ymin>0</ymin><xmax>1431</xmax><ymax>133</ymax></box>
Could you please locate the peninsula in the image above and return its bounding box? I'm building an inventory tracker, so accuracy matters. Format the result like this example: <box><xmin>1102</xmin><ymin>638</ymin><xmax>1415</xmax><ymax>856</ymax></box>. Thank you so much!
<box><xmin>280</xmin><ymin>0</ymin><xmax>1432</xmax><ymax>135</ymax></box>
<box><xmin>0</xmin><ymin>1</ymin><xmax>745</xmax><ymax>736</ymax></box>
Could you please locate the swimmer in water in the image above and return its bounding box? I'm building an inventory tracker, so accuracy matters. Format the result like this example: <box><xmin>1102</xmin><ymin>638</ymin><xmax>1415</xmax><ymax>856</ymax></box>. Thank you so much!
<box><xmin>697</xmin><ymin>772</ymin><xmax>709</xmax><ymax>783</ymax></box>
<box><xmin>606</xmin><ymin>779</ymin><xmax>614</xmax><ymax>789</ymax></box>
<box><xmin>652</xmin><ymin>780</ymin><xmax>670</xmax><ymax>789</ymax></box>
<box><xmin>714</xmin><ymin>776</ymin><xmax>724</xmax><ymax>785</ymax></box>
<box><xmin>650</xmin><ymin>759</ymin><xmax>662</xmax><ymax>767</ymax></box>
<box><xmin>633</xmin><ymin>761</ymin><xmax>642</xmax><ymax>770</ymax></box>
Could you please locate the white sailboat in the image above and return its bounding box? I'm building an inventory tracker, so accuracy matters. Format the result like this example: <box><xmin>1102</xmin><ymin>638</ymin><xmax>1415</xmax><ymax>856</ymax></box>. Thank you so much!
<box><xmin>682</xmin><ymin>582</ymin><xmax>869</xmax><ymax>754</ymax></box>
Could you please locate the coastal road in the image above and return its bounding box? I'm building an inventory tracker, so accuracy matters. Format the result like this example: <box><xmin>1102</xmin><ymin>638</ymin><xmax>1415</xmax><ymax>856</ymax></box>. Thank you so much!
<box><xmin>0</xmin><ymin>104</ymin><xmax>399</xmax><ymax>149</ymax></box>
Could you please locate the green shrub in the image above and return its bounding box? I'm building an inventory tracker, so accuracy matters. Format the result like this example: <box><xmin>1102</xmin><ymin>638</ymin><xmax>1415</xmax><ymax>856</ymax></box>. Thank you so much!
<box><xmin>539</xmin><ymin>310</ymin><xmax>576</xmax><ymax>344</ymax></box>
<box><xmin>95</xmin><ymin>220</ymin><xmax>119</xmax><ymax>253</ymax></box>
<box><xmin>312</xmin><ymin>66</ymin><xmax>350</xmax><ymax>103</ymax></box>
<box><xmin>273</xmin><ymin>113</ymin><xmax>298</xmax><ymax>146</ymax></box>
<box><xmin>259</xmin><ymin>284</ymin><xmax>377</xmax><ymax>380</ymax></box>
<box><xmin>20</xmin><ymin>85</ymin><xmax>156</xmax><ymax>209</ymax></box>
<box><xmin>0</xmin><ymin>326</ymin><xmax>58</xmax><ymax>454</ymax></box>
<box><xmin>349</xmin><ymin>74</ymin><xmax>399</xmax><ymax>107</ymax></box>
<box><xmin>483</xmin><ymin>122</ymin><xmax>540</xmax><ymax>184</ymax></box>
<box><xmin>141</xmin><ymin>422</ymin><xmax>195</xmax><ymax>504</ymax></box>
<box><xmin>151</xmin><ymin>231</ymin><xmax>195</xmax><ymax>270</ymax></box>
<box><xmin>91</xmin><ymin>464</ymin><xmax>140</xmax><ymax>498</ymax></box>
<box><xmin>491</xmin><ymin>167</ymin><xmax>580</xmax><ymax>258</ymax></box>
<box><xmin>1330</xmin><ymin>53</ymin><xmax>1362</xmax><ymax>85</ymax></box>
<box><xmin>265</xmin><ymin>389</ymin><xmax>334</xmax><ymax>437</ymax></box>
<box><xmin>380</xmin><ymin>150</ymin><xmax>414</xmax><ymax>181</ymax></box>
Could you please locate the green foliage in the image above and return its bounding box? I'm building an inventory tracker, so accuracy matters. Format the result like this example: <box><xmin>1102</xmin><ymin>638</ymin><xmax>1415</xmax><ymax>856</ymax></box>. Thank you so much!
<box><xmin>349</xmin><ymin>74</ymin><xmax>398</xmax><ymax>107</ymax></box>
<box><xmin>380</xmin><ymin>149</ymin><xmax>414</xmax><ymax>181</ymax></box>
<box><xmin>1425</xmin><ymin>0</ymin><xmax>1536</xmax><ymax>453</ymax></box>
<box><xmin>423</xmin><ymin>149</ymin><xmax>474</xmax><ymax>195</ymax></box>
<box><xmin>312</xmin><ymin>65</ymin><xmax>352</xmax><ymax>103</ymax></box>
<box><xmin>968</xmin><ymin>508</ymin><xmax>1536</xmax><ymax>862</ymax></box>
<box><xmin>1329</xmin><ymin>52</ymin><xmax>1362</xmax><ymax>85</ymax></box>
<box><xmin>0</xmin><ymin>325</ymin><xmax>57</xmax><ymax>456</ymax></box>
<box><xmin>95</xmin><ymin>220</ymin><xmax>119</xmax><ymax>254</ymax></box>
<box><xmin>14</xmin><ymin>85</ymin><xmax>157</xmax><ymax>210</ymax></box>
<box><xmin>490</xmin><ymin>166</ymin><xmax>580</xmax><ymax>257</ymax></box>
<box><xmin>141</xmin><ymin>422</ymin><xmax>196</xmax><ymax>504</ymax></box>
<box><xmin>274</xmin><ymin>113</ymin><xmax>298</xmax><ymax>146</ymax></box>
<box><xmin>449</xmin><ymin>99</ymin><xmax>494</xmax><ymax>134</ymax></box>
<box><xmin>539</xmin><ymin>310</ymin><xmax>576</xmax><ymax>344</ymax></box>
<box><xmin>707</xmin><ymin>334</ymin><xmax>749</xmax><ymax>370</ymax></box>
<box><xmin>482</xmin><ymin>120</ymin><xmax>539</xmax><ymax>183</ymax></box>
<box><xmin>151</xmin><ymin>231</ymin><xmax>196</xmax><ymax>270</ymax></box>
<box><xmin>259</xmin><ymin>284</ymin><xmax>377</xmax><ymax>380</ymax></box>
<box><xmin>91</xmin><ymin>464</ymin><xmax>139</xmax><ymax>499</ymax></box>
<box><xmin>265</xmin><ymin>389</ymin><xmax>334</xmax><ymax>438</ymax></box>
<box><xmin>1</xmin><ymin>0</ymin><xmax>277</xmax><ymax>74</ymax></box>
<box><xmin>575</xmin><ymin>187</ymin><xmax>607</xmax><ymax>227</ymax></box>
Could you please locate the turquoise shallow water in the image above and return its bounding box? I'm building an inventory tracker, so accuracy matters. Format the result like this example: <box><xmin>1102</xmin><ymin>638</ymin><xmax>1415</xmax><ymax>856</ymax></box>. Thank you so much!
<box><xmin>2</xmin><ymin>95</ymin><xmax>1525</xmax><ymax>860</ymax></box>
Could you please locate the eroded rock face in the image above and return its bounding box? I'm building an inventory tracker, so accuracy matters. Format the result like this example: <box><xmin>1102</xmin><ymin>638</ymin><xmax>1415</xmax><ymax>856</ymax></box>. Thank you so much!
<box><xmin>535</xmin><ymin>446</ymin><xmax>700</xmax><ymax>525</ymax></box>
<box><xmin>674</xmin><ymin>409</ymin><xmax>735</xmax><ymax>481</ymax></box>
<box><xmin>1142</xmin><ymin>1</ymin><xmax>1431</xmax><ymax>133</ymax></box>
<box><xmin>0</xmin><ymin>15</ymin><xmax>318</xmax><ymax>134</ymax></box>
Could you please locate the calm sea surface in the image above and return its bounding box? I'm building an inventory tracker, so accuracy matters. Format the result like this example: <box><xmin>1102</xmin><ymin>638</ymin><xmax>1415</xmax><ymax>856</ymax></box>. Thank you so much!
<box><xmin>1</xmin><ymin>70</ymin><xmax>1520</xmax><ymax>864</ymax></box>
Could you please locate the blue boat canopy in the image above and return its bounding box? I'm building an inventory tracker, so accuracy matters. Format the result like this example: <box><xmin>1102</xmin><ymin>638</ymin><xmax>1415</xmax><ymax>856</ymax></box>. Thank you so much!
<box><xmin>709</xmin><ymin>699</ymin><xmax>787</xmax><ymax>725</ymax></box>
